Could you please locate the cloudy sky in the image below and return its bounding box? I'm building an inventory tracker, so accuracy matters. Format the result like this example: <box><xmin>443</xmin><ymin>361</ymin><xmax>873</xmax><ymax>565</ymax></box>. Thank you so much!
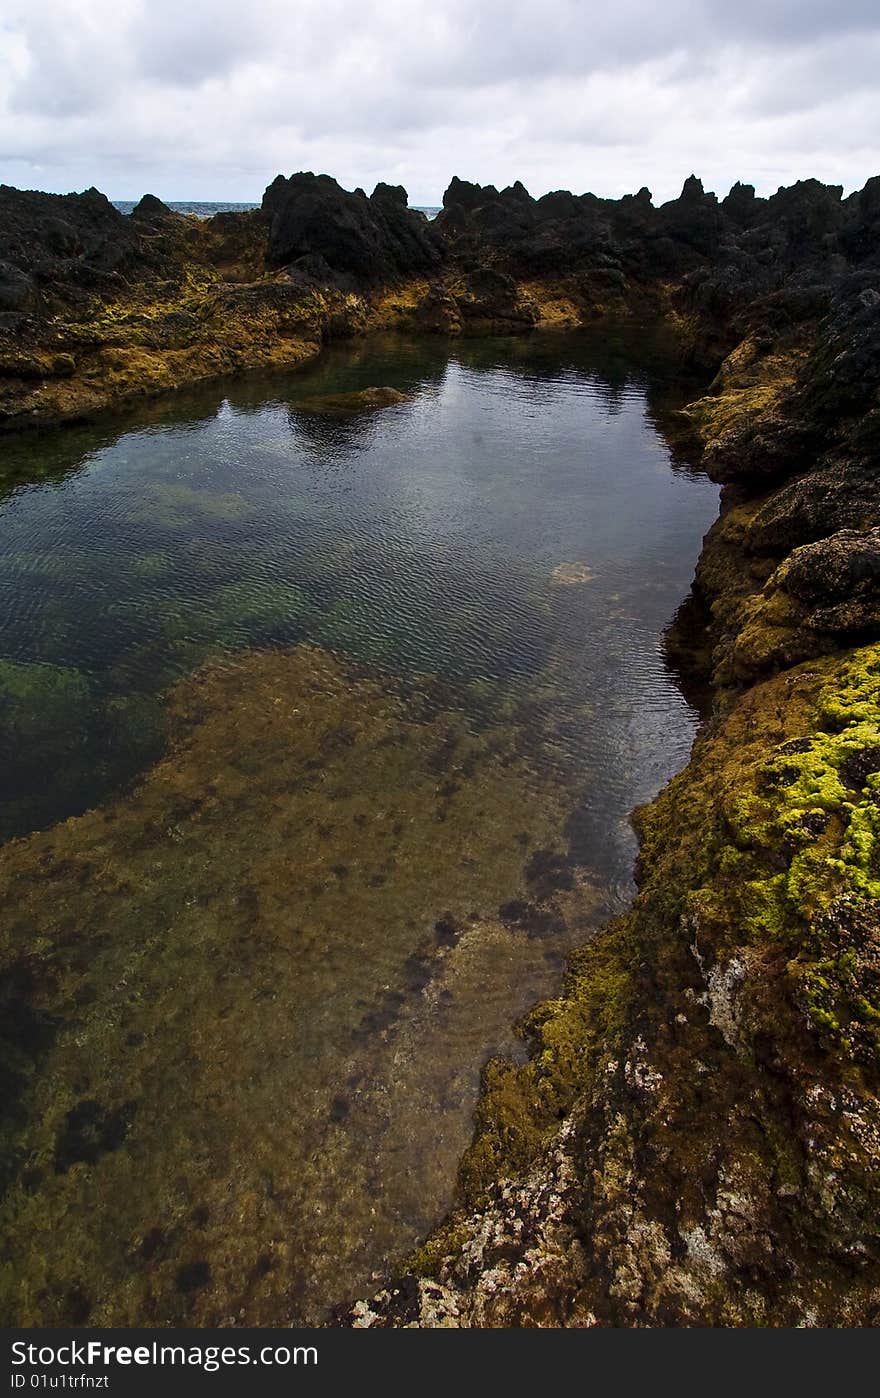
<box><xmin>1</xmin><ymin>0</ymin><xmax>878</xmax><ymax>205</ymax></box>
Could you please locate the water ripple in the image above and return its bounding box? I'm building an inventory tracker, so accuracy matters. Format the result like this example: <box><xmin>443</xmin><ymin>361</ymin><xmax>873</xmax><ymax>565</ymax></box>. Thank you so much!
<box><xmin>0</xmin><ymin>331</ymin><xmax>718</xmax><ymax>878</ymax></box>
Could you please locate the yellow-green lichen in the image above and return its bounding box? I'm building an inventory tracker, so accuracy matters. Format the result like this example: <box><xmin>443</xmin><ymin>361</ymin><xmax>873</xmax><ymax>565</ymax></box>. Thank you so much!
<box><xmin>653</xmin><ymin>645</ymin><xmax>880</xmax><ymax>1060</ymax></box>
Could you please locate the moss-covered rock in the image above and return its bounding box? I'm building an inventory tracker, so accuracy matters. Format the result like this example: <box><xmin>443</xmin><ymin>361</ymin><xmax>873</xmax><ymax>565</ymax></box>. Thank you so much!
<box><xmin>722</xmin><ymin>528</ymin><xmax>880</xmax><ymax>682</ymax></box>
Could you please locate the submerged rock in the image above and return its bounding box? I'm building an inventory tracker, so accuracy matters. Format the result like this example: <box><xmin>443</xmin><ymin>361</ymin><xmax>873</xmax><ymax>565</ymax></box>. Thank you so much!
<box><xmin>294</xmin><ymin>384</ymin><xmax>410</xmax><ymax>415</ymax></box>
<box><xmin>550</xmin><ymin>562</ymin><xmax>596</xmax><ymax>586</ymax></box>
<box><xmin>0</xmin><ymin>643</ymin><xmax>583</xmax><ymax>1326</ymax></box>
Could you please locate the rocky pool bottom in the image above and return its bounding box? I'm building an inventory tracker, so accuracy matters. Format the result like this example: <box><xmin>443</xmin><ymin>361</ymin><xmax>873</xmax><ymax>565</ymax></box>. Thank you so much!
<box><xmin>0</xmin><ymin>642</ymin><xmax>612</xmax><ymax>1325</ymax></box>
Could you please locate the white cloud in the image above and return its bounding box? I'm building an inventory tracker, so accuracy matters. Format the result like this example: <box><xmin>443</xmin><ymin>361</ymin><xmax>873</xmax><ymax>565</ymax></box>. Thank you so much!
<box><xmin>0</xmin><ymin>1</ymin><xmax>877</xmax><ymax>203</ymax></box>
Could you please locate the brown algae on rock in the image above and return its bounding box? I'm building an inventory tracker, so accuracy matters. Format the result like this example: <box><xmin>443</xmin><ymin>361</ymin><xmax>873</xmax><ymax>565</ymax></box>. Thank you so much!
<box><xmin>294</xmin><ymin>385</ymin><xmax>411</xmax><ymax>416</ymax></box>
<box><xmin>0</xmin><ymin>642</ymin><xmax>603</xmax><ymax>1326</ymax></box>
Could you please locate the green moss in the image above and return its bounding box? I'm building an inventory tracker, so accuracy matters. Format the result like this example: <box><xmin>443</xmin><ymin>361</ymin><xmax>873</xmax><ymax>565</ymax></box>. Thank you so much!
<box><xmin>655</xmin><ymin>645</ymin><xmax>880</xmax><ymax>1060</ymax></box>
<box><xmin>407</xmin><ymin>1220</ymin><xmax>473</xmax><ymax>1279</ymax></box>
<box><xmin>818</xmin><ymin>660</ymin><xmax>880</xmax><ymax>729</ymax></box>
<box><xmin>729</xmin><ymin>672</ymin><xmax>880</xmax><ymax>919</ymax></box>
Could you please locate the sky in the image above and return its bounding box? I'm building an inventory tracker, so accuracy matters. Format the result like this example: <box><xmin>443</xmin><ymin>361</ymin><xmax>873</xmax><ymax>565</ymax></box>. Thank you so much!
<box><xmin>1</xmin><ymin>0</ymin><xmax>878</xmax><ymax>206</ymax></box>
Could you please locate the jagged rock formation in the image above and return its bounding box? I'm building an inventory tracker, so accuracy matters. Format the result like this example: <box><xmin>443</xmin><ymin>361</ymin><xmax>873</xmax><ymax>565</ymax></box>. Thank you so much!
<box><xmin>261</xmin><ymin>173</ymin><xmax>443</xmax><ymax>283</ymax></box>
<box><xmin>0</xmin><ymin>185</ymin><xmax>148</xmax><ymax>298</ymax></box>
<box><xmin>129</xmin><ymin>193</ymin><xmax>183</xmax><ymax>226</ymax></box>
<box><xmin>0</xmin><ymin>170</ymin><xmax>862</xmax><ymax>424</ymax></box>
<box><xmin>2</xmin><ymin>167</ymin><xmax>877</xmax><ymax>429</ymax></box>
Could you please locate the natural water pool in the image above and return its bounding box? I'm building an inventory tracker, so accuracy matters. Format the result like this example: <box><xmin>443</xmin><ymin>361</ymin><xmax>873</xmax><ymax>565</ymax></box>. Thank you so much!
<box><xmin>0</xmin><ymin>326</ymin><xmax>719</xmax><ymax>1324</ymax></box>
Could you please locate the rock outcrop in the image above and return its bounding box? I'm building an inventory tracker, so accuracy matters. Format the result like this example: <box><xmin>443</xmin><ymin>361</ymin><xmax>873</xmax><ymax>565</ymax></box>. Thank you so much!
<box><xmin>261</xmin><ymin>172</ymin><xmax>444</xmax><ymax>283</ymax></box>
<box><xmin>294</xmin><ymin>384</ymin><xmax>410</xmax><ymax>415</ymax></box>
<box><xmin>2</xmin><ymin>166</ymin><xmax>878</xmax><ymax>429</ymax></box>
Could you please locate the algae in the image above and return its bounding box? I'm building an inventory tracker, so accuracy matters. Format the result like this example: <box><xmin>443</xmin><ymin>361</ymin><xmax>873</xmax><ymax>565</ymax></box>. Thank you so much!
<box><xmin>0</xmin><ymin>643</ymin><xmax>602</xmax><ymax>1326</ymax></box>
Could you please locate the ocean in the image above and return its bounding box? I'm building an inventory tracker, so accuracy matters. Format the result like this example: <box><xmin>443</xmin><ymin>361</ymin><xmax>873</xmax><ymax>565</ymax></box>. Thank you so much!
<box><xmin>112</xmin><ymin>200</ymin><xmax>441</xmax><ymax>219</ymax></box>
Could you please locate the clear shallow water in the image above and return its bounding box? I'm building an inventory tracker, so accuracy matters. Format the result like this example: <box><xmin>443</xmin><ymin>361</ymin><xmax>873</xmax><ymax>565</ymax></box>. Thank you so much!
<box><xmin>0</xmin><ymin>329</ymin><xmax>714</xmax><ymax>871</ymax></box>
<box><xmin>0</xmin><ymin>327</ymin><xmax>718</xmax><ymax>1324</ymax></box>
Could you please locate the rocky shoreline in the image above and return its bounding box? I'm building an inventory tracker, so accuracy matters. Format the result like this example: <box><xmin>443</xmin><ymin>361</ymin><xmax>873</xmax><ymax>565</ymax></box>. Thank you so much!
<box><xmin>2</xmin><ymin>169</ymin><xmax>879</xmax><ymax>1325</ymax></box>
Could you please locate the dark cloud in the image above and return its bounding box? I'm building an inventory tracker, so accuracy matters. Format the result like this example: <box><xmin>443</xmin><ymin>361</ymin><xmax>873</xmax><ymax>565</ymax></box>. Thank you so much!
<box><xmin>0</xmin><ymin>1</ymin><xmax>877</xmax><ymax>202</ymax></box>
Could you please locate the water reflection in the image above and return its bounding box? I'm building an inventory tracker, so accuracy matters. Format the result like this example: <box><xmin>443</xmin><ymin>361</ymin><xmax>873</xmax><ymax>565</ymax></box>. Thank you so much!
<box><xmin>0</xmin><ymin>326</ymin><xmax>713</xmax><ymax>846</ymax></box>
